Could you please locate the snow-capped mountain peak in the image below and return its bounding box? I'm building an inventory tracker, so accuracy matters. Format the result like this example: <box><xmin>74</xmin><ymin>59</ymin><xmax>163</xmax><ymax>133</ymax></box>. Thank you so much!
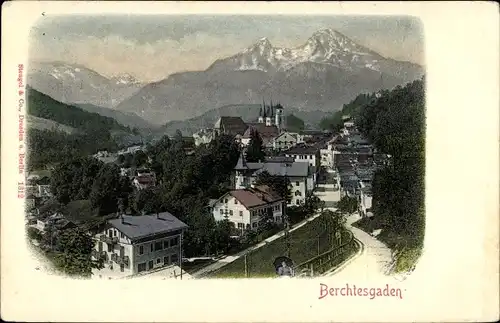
<box><xmin>225</xmin><ymin>28</ymin><xmax>383</xmax><ymax>73</ymax></box>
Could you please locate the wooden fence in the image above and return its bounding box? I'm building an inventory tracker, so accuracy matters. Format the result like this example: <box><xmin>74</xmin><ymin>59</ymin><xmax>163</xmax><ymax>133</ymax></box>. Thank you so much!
<box><xmin>293</xmin><ymin>230</ymin><xmax>357</xmax><ymax>277</ymax></box>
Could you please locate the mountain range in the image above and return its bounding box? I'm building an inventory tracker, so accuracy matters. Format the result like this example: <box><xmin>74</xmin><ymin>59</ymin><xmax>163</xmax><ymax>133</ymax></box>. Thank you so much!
<box><xmin>28</xmin><ymin>28</ymin><xmax>424</xmax><ymax>128</ymax></box>
<box><xmin>28</xmin><ymin>61</ymin><xmax>144</xmax><ymax>109</ymax></box>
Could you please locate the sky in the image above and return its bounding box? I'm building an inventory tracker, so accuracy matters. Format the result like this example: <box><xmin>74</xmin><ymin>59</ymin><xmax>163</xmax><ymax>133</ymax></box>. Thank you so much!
<box><xmin>29</xmin><ymin>15</ymin><xmax>424</xmax><ymax>82</ymax></box>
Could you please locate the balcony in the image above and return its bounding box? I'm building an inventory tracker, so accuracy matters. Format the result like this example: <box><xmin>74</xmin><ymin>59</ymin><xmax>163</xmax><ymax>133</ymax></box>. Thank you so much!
<box><xmin>99</xmin><ymin>235</ymin><xmax>119</xmax><ymax>245</ymax></box>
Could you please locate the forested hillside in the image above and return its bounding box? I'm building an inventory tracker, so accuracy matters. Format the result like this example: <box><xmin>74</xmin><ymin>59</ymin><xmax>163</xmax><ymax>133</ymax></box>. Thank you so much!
<box><xmin>26</xmin><ymin>87</ymin><xmax>127</xmax><ymax>170</ymax></box>
<box><xmin>27</xmin><ymin>86</ymin><xmax>128</xmax><ymax>133</ymax></box>
<box><xmin>356</xmin><ymin>77</ymin><xmax>426</xmax><ymax>272</ymax></box>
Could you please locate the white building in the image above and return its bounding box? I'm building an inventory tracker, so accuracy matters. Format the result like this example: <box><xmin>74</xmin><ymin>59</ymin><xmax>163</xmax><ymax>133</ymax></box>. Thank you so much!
<box><xmin>272</xmin><ymin>131</ymin><xmax>299</xmax><ymax>151</ymax></box>
<box><xmin>192</xmin><ymin>128</ymin><xmax>217</xmax><ymax>146</ymax></box>
<box><xmin>234</xmin><ymin>155</ymin><xmax>313</xmax><ymax>206</ymax></box>
<box><xmin>284</xmin><ymin>144</ymin><xmax>320</xmax><ymax>168</ymax></box>
<box><xmin>91</xmin><ymin>212</ymin><xmax>188</xmax><ymax>279</ymax></box>
<box><xmin>211</xmin><ymin>185</ymin><xmax>284</xmax><ymax>234</ymax></box>
<box><xmin>358</xmin><ymin>184</ymin><xmax>373</xmax><ymax>218</ymax></box>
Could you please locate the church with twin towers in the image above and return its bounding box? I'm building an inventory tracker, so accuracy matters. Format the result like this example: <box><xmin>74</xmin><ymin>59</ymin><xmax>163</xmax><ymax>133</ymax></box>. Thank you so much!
<box><xmin>257</xmin><ymin>99</ymin><xmax>284</xmax><ymax>132</ymax></box>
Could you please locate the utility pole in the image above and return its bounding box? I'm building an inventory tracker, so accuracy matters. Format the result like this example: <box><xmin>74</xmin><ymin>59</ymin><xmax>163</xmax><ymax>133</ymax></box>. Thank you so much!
<box><xmin>284</xmin><ymin>165</ymin><xmax>291</xmax><ymax>259</ymax></box>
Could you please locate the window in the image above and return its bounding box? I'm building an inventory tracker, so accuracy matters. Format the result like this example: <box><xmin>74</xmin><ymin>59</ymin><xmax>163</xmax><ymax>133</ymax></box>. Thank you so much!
<box><xmin>108</xmin><ymin>230</ymin><xmax>112</xmax><ymax>237</ymax></box>
<box><xmin>139</xmin><ymin>245</ymin><xmax>144</xmax><ymax>255</ymax></box>
<box><xmin>148</xmin><ymin>260</ymin><xmax>153</xmax><ymax>270</ymax></box>
<box><xmin>120</xmin><ymin>264</ymin><xmax>125</xmax><ymax>272</ymax></box>
<box><xmin>229</xmin><ymin>210</ymin><xmax>233</xmax><ymax>216</ymax></box>
<box><xmin>295</xmin><ymin>190</ymin><xmax>302</xmax><ymax>196</ymax></box>
<box><xmin>155</xmin><ymin>241</ymin><xmax>163</xmax><ymax>251</ymax></box>
<box><xmin>150</xmin><ymin>243</ymin><xmax>153</xmax><ymax>252</ymax></box>
<box><xmin>107</xmin><ymin>244</ymin><xmax>112</xmax><ymax>252</ymax></box>
<box><xmin>138</xmin><ymin>263</ymin><xmax>146</xmax><ymax>273</ymax></box>
<box><xmin>252</xmin><ymin>223</ymin><xmax>258</xmax><ymax>228</ymax></box>
<box><xmin>171</xmin><ymin>237</ymin><xmax>179</xmax><ymax>246</ymax></box>
<box><xmin>220</xmin><ymin>209</ymin><xmax>223</xmax><ymax>215</ymax></box>
<box><xmin>98</xmin><ymin>242</ymin><xmax>103</xmax><ymax>252</ymax></box>
<box><xmin>239</xmin><ymin>211</ymin><xmax>243</xmax><ymax>217</ymax></box>
<box><xmin>234</xmin><ymin>199</ymin><xmax>238</xmax><ymax>204</ymax></box>
<box><xmin>295</xmin><ymin>181</ymin><xmax>300</xmax><ymax>186</ymax></box>
<box><xmin>163</xmin><ymin>240</ymin><xmax>169</xmax><ymax>249</ymax></box>
<box><xmin>156</xmin><ymin>258</ymin><xmax>162</xmax><ymax>264</ymax></box>
<box><xmin>164</xmin><ymin>256</ymin><xmax>170</xmax><ymax>265</ymax></box>
<box><xmin>296</xmin><ymin>200</ymin><xmax>300</xmax><ymax>205</ymax></box>
<box><xmin>120</xmin><ymin>232</ymin><xmax>124</xmax><ymax>239</ymax></box>
<box><xmin>171</xmin><ymin>254</ymin><xmax>179</xmax><ymax>264</ymax></box>
<box><xmin>224</xmin><ymin>198</ymin><xmax>228</xmax><ymax>203</ymax></box>
<box><xmin>237</xmin><ymin>223</ymin><xmax>244</xmax><ymax>229</ymax></box>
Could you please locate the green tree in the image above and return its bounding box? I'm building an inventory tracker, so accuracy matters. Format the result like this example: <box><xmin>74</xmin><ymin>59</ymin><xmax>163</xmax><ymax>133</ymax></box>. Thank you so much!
<box><xmin>286</xmin><ymin>114</ymin><xmax>305</xmax><ymax>132</ymax></box>
<box><xmin>53</xmin><ymin>228</ymin><xmax>104</xmax><ymax>277</ymax></box>
<box><xmin>89</xmin><ymin>164</ymin><xmax>122</xmax><ymax>215</ymax></box>
<box><xmin>319</xmin><ymin>111</ymin><xmax>343</xmax><ymax>133</ymax></box>
<box><xmin>245</xmin><ymin>129</ymin><xmax>265</xmax><ymax>162</ymax></box>
<box><xmin>337</xmin><ymin>195</ymin><xmax>358</xmax><ymax>214</ymax></box>
<box><xmin>356</xmin><ymin>78</ymin><xmax>425</xmax><ymax>250</ymax></box>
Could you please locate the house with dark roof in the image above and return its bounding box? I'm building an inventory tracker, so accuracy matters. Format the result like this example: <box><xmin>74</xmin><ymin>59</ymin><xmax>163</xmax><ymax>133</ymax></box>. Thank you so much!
<box><xmin>284</xmin><ymin>143</ymin><xmax>320</xmax><ymax>170</ymax></box>
<box><xmin>241</xmin><ymin>123</ymin><xmax>280</xmax><ymax>149</ymax></box>
<box><xmin>91</xmin><ymin>212</ymin><xmax>188</xmax><ymax>279</ymax></box>
<box><xmin>233</xmin><ymin>154</ymin><xmax>314</xmax><ymax>206</ymax></box>
<box><xmin>214</xmin><ymin>116</ymin><xmax>248</xmax><ymax>137</ymax></box>
<box><xmin>211</xmin><ymin>185</ymin><xmax>284</xmax><ymax>235</ymax></box>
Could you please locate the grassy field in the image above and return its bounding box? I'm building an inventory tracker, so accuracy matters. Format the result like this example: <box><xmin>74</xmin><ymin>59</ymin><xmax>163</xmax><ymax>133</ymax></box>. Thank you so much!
<box><xmin>208</xmin><ymin>214</ymin><xmax>339</xmax><ymax>278</ymax></box>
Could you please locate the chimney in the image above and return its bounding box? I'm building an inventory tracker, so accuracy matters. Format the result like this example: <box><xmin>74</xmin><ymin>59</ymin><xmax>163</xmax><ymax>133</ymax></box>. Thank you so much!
<box><xmin>120</xmin><ymin>214</ymin><xmax>124</xmax><ymax>224</ymax></box>
<box><xmin>156</xmin><ymin>212</ymin><xmax>160</xmax><ymax>219</ymax></box>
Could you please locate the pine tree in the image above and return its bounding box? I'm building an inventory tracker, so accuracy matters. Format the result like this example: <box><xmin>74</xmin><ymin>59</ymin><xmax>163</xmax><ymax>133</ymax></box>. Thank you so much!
<box><xmin>246</xmin><ymin>129</ymin><xmax>265</xmax><ymax>162</ymax></box>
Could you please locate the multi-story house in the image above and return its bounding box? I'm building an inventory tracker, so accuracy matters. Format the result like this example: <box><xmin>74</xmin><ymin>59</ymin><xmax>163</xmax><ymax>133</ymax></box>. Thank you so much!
<box><xmin>284</xmin><ymin>144</ymin><xmax>320</xmax><ymax>169</ymax></box>
<box><xmin>91</xmin><ymin>212</ymin><xmax>188</xmax><ymax>279</ymax></box>
<box><xmin>211</xmin><ymin>185</ymin><xmax>284</xmax><ymax>234</ymax></box>
<box><xmin>234</xmin><ymin>155</ymin><xmax>312</xmax><ymax>206</ymax></box>
<box><xmin>272</xmin><ymin>131</ymin><xmax>299</xmax><ymax>151</ymax></box>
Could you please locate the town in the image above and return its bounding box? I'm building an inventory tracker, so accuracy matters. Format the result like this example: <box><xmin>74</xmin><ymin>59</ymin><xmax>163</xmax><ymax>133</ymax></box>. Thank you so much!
<box><xmin>25</xmin><ymin>77</ymin><xmax>424</xmax><ymax>280</ymax></box>
<box><xmin>24</xmin><ymin>19</ymin><xmax>425</xmax><ymax>280</ymax></box>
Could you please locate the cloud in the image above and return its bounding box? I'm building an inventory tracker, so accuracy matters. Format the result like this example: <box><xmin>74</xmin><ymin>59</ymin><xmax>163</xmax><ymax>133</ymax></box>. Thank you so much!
<box><xmin>29</xmin><ymin>15</ymin><xmax>424</xmax><ymax>82</ymax></box>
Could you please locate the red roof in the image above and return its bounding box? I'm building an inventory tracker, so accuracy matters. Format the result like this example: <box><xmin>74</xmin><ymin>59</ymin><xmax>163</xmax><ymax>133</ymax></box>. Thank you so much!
<box><xmin>135</xmin><ymin>175</ymin><xmax>155</xmax><ymax>185</ymax></box>
<box><xmin>227</xmin><ymin>185</ymin><xmax>283</xmax><ymax>209</ymax></box>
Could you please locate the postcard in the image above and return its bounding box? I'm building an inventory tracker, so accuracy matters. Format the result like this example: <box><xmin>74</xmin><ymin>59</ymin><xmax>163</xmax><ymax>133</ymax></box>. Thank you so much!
<box><xmin>1</xmin><ymin>1</ymin><xmax>499</xmax><ymax>322</ymax></box>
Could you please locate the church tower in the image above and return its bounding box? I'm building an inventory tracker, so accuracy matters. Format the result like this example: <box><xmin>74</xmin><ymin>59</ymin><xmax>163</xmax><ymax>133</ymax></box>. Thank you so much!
<box><xmin>275</xmin><ymin>102</ymin><xmax>284</xmax><ymax>132</ymax></box>
<box><xmin>265</xmin><ymin>105</ymin><xmax>272</xmax><ymax>126</ymax></box>
<box><xmin>258</xmin><ymin>100</ymin><xmax>264</xmax><ymax>123</ymax></box>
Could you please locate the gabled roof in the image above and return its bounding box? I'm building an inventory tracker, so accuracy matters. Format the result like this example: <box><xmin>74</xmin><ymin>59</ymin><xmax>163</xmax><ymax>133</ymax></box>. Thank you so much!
<box><xmin>108</xmin><ymin>213</ymin><xmax>188</xmax><ymax>241</ymax></box>
<box><xmin>214</xmin><ymin>117</ymin><xmax>248</xmax><ymax>136</ymax></box>
<box><xmin>218</xmin><ymin>185</ymin><xmax>283</xmax><ymax>209</ymax></box>
<box><xmin>284</xmin><ymin>143</ymin><xmax>319</xmax><ymax>155</ymax></box>
<box><xmin>243</xmin><ymin>123</ymin><xmax>279</xmax><ymax>139</ymax></box>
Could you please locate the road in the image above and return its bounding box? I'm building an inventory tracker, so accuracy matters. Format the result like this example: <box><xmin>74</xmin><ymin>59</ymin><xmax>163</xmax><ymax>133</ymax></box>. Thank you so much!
<box><xmin>192</xmin><ymin>182</ymin><xmax>339</xmax><ymax>278</ymax></box>
<box><xmin>324</xmin><ymin>212</ymin><xmax>394</xmax><ymax>279</ymax></box>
